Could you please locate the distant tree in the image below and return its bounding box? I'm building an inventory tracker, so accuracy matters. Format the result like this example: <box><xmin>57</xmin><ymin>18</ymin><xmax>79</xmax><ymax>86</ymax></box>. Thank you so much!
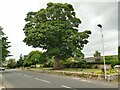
<box><xmin>61</xmin><ymin>57</ymin><xmax>73</xmax><ymax>68</ymax></box>
<box><xmin>74</xmin><ymin>53</ymin><xmax>84</xmax><ymax>62</ymax></box>
<box><xmin>118</xmin><ymin>46</ymin><xmax>120</xmax><ymax>61</ymax></box>
<box><xmin>6</xmin><ymin>58</ymin><xmax>16</xmax><ymax>69</ymax></box>
<box><xmin>23</xmin><ymin>2</ymin><xmax>91</xmax><ymax>69</ymax></box>
<box><xmin>16</xmin><ymin>54</ymin><xmax>24</xmax><ymax>68</ymax></box>
<box><xmin>80</xmin><ymin>60</ymin><xmax>87</xmax><ymax>71</ymax></box>
<box><xmin>16</xmin><ymin>61</ymin><xmax>21</xmax><ymax>68</ymax></box>
<box><xmin>24</xmin><ymin>50</ymin><xmax>46</xmax><ymax>67</ymax></box>
<box><xmin>0</xmin><ymin>26</ymin><xmax>11</xmax><ymax>65</ymax></box>
<box><xmin>105</xmin><ymin>55</ymin><xmax>119</xmax><ymax>68</ymax></box>
<box><xmin>94</xmin><ymin>50</ymin><xmax>101</xmax><ymax>62</ymax></box>
<box><xmin>43</xmin><ymin>57</ymin><xmax>54</xmax><ymax>67</ymax></box>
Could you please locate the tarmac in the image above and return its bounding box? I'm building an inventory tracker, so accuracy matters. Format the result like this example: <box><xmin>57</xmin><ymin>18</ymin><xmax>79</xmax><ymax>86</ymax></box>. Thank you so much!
<box><xmin>0</xmin><ymin>73</ymin><xmax>5</xmax><ymax>90</ymax></box>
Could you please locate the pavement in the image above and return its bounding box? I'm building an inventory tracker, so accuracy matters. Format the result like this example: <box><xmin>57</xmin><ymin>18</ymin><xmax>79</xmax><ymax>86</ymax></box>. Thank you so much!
<box><xmin>1</xmin><ymin>69</ymin><xmax>119</xmax><ymax>89</ymax></box>
<box><xmin>0</xmin><ymin>74</ymin><xmax>2</xmax><ymax>89</ymax></box>
<box><xmin>0</xmin><ymin>72</ymin><xmax>5</xmax><ymax>90</ymax></box>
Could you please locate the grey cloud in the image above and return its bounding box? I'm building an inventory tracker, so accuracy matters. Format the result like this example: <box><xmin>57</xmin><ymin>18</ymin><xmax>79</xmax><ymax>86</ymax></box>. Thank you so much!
<box><xmin>73</xmin><ymin>2</ymin><xmax>118</xmax><ymax>57</ymax></box>
<box><xmin>73</xmin><ymin>2</ymin><xmax>118</xmax><ymax>31</ymax></box>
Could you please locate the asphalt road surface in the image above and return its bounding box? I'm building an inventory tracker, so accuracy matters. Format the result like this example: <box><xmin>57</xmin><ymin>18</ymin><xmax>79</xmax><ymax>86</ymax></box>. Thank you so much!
<box><xmin>0</xmin><ymin>69</ymin><xmax>119</xmax><ymax>90</ymax></box>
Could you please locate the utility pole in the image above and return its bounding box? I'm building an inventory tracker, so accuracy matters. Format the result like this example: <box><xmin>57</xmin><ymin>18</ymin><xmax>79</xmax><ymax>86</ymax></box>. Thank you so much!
<box><xmin>97</xmin><ymin>24</ymin><xmax>107</xmax><ymax>80</ymax></box>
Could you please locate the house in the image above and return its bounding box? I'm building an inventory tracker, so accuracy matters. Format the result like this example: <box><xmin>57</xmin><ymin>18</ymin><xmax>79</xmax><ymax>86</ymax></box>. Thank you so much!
<box><xmin>83</xmin><ymin>57</ymin><xmax>95</xmax><ymax>62</ymax></box>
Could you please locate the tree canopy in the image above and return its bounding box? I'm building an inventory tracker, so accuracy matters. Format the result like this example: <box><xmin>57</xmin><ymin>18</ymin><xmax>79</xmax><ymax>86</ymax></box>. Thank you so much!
<box><xmin>16</xmin><ymin>54</ymin><xmax>24</xmax><ymax>68</ymax></box>
<box><xmin>24</xmin><ymin>50</ymin><xmax>46</xmax><ymax>66</ymax></box>
<box><xmin>94</xmin><ymin>51</ymin><xmax>101</xmax><ymax>57</ymax></box>
<box><xmin>6</xmin><ymin>58</ymin><xmax>16</xmax><ymax>69</ymax></box>
<box><xmin>0</xmin><ymin>26</ymin><xmax>11</xmax><ymax>64</ymax></box>
<box><xmin>93</xmin><ymin>50</ymin><xmax>101</xmax><ymax>62</ymax></box>
<box><xmin>23</xmin><ymin>2</ymin><xmax>91</xmax><ymax>69</ymax></box>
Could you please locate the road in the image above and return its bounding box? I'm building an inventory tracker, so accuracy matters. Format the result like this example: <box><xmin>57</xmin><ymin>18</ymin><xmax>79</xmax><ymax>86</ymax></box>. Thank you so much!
<box><xmin>0</xmin><ymin>69</ymin><xmax>119</xmax><ymax>90</ymax></box>
<box><xmin>0</xmin><ymin>71</ymin><xmax>5</xmax><ymax>89</ymax></box>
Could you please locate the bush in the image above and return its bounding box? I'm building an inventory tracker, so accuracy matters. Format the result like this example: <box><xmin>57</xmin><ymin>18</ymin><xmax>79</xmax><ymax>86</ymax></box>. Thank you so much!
<box><xmin>95</xmin><ymin>70</ymin><xmax>103</xmax><ymax>74</ymax></box>
<box><xmin>111</xmin><ymin>61</ymin><xmax>119</xmax><ymax>68</ymax></box>
<box><xmin>106</xmin><ymin>70</ymin><xmax>110</xmax><ymax>74</ymax></box>
<box><xmin>108</xmin><ymin>69</ymin><xmax>117</xmax><ymax>74</ymax></box>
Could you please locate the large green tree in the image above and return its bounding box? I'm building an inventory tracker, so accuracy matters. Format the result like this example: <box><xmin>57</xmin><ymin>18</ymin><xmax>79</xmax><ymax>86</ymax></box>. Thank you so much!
<box><xmin>0</xmin><ymin>26</ymin><xmax>11</xmax><ymax>65</ymax></box>
<box><xmin>23</xmin><ymin>2</ymin><xmax>91</xmax><ymax>69</ymax></box>
<box><xmin>24</xmin><ymin>50</ymin><xmax>46</xmax><ymax>67</ymax></box>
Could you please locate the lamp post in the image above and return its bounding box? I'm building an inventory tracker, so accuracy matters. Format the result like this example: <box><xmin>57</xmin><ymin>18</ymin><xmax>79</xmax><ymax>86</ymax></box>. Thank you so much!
<box><xmin>97</xmin><ymin>24</ymin><xmax>107</xmax><ymax>80</ymax></box>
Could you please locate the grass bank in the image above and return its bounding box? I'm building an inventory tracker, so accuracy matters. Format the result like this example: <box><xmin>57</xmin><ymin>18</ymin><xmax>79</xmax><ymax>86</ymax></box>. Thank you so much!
<box><xmin>28</xmin><ymin>67</ymin><xmax>117</xmax><ymax>75</ymax></box>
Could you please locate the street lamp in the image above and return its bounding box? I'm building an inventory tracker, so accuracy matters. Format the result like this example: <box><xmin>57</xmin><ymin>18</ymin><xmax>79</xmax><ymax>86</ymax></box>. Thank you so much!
<box><xmin>97</xmin><ymin>24</ymin><xmax>107</xmax><ymax>80</ymax></box>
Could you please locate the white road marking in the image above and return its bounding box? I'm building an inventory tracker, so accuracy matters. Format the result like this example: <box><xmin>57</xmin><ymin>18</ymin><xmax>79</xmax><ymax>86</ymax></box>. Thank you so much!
<box><xmin>35</xmin><ymin>78</ymin><xmax>40</xmax><ymax>80</ymax></box>
<box><xmin>80</xmin><ymin>79</ymin><xmax>91</xmax><ymax>83</ymax></box>
<box><xmin>72</xmin><ymin>77</ymin><xmax>80</xmax><ymax>80</ymax></box>
<box><xmin>61</xmin><ymin>85</ymin><xmax>72</xmax><ymax>89</ymax></box>
<box><xmin>34</xmin><ymin>78</ymin><xmax>51</xmax><ymax>83</ymax></box>
<box><xmin>23</xmin><ymin>75</ymin><xmax>31</xmax><ymax>78</ymax></box>
<box><xmin>39</xmin><ymin>79</ymin><xmax>51</xmax><ymax>83</ymax></box>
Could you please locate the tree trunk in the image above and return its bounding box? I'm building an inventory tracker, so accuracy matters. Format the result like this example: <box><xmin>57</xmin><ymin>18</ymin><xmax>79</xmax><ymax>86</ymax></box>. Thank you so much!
<box><xmin>53</xmin><ymin>56</ymin><xmax>64</xmax><ymax>70</ymax></box>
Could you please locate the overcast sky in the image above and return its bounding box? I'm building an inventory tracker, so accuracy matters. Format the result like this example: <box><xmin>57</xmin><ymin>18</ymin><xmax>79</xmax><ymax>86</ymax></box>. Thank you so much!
<box><xmin>0</xmin><ymin>0</ymin><xmax>119</xmax><ymax>60</ymax></box>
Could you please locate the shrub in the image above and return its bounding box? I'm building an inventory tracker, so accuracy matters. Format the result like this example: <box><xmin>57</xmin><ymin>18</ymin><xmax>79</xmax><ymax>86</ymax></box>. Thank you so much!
<box><xmin>108</xmin><ymin>69</ymin><xmax>117</xmax><ymax>74</ymax></box>
<box><xmin>106</xmin><ymin>70</ymin><xmax>110</xmax><ymax>74</ymax></box>
<box><xmin>95</xmin><ymin>70</ymin><xmax>103</xmax><ymax>74</ymax></box>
